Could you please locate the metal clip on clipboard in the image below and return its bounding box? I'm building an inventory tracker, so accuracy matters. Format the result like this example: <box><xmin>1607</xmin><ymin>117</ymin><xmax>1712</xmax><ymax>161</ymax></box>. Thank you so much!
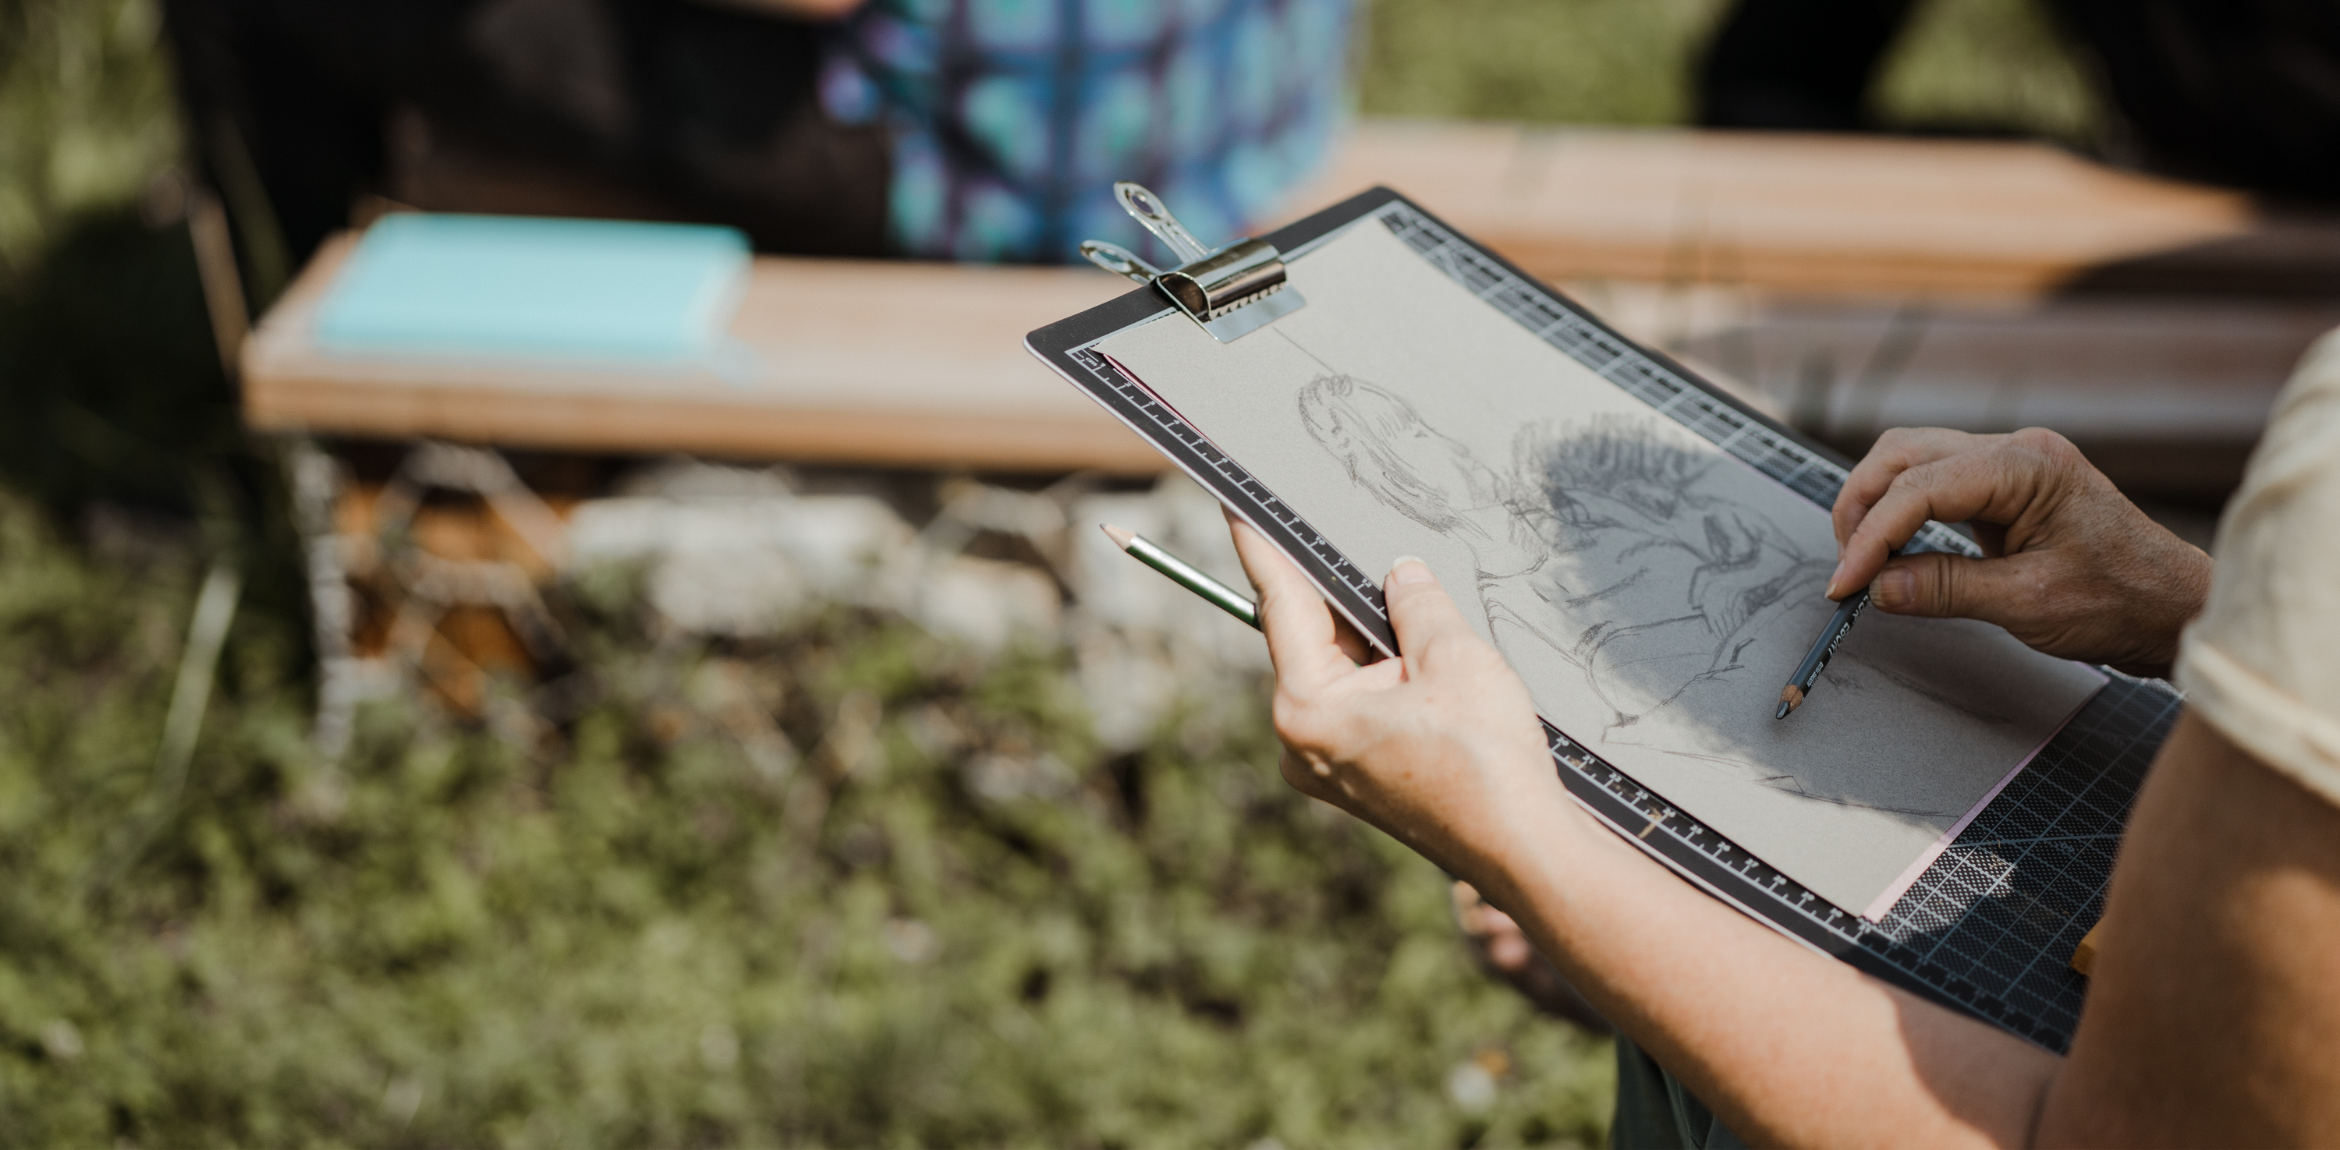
<box><xmin>1079</xmin><ymin>182</ymin><xmax>1306</xmax><ymax>343</ymax></box>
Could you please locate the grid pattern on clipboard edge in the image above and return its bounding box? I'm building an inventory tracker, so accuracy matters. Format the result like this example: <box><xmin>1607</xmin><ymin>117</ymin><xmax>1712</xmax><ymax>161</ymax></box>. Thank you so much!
<box><xmin>1056</xmin><ymin>203</ymin><xmax>2176</xmax><ymax>1052</ymax></box>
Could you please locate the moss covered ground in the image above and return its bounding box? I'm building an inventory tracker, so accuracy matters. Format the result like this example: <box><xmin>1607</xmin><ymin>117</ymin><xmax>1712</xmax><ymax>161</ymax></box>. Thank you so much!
<box><xmin>0</xmin><ymin>497</ymin><xmax>1612</xmax><ymax>1144</ymax></box>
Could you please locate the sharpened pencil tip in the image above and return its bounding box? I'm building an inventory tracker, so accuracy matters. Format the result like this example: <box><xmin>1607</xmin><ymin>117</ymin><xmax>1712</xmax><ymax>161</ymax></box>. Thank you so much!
<box><xmin>1100</xmin><ymin>523</ymin><xmax>1135</xmax><ymax>549</ymax></box>
<box><xmin>1776</xmin><ymin>685</ymin><xmax>1804</xmax><ymax>720</ymax></box>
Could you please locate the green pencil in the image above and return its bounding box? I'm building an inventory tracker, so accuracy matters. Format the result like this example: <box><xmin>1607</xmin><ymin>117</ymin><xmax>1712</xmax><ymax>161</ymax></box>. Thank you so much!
<box><xmin>1100</xmin><ymin>524</ymin><xmax>1260</xmax><ymax>630</ymax></box>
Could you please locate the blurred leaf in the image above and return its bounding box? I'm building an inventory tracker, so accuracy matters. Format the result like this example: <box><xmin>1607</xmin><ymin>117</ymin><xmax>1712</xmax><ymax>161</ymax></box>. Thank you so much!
<box><xmin>1361</xmin><ymin>0</ymin><xmax>2103</xmax><ymax>145</ymax></box>
<box><xmin>0</xmin><ymin>0</ymin><xmax>179</xmax><ymax>278</ymax></box>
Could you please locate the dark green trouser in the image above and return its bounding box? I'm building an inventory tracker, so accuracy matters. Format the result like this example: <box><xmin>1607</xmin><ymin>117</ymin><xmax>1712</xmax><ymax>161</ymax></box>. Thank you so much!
<box><xmin>1610</xmin><ymin>1036</ymin><xmax>1749</xmax><ymax>1150</ymax></box>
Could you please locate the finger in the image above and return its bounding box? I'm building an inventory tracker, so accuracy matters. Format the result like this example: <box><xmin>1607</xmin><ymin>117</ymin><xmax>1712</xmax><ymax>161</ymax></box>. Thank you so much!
<box><xmin>1451</xmin><ymin>881</ymin><xmax>1484</xmax><ymax>917</ymax></box>
<box><xmin>1226</xmin><ymin>511</ymin><xmax>1357</xmax><ymax>689</ymax></box>
<box><xmin>1330</xmin><ymin>609</ymin><xmax>1380</xmax><ymax>666</ymax></box>
<box><xmin>1382</xmin><ymin>557</ymin><xmax>1486</xmax><ymax>676</ymax></box>
<box><xmin>1220</xmin><ymin>509</ymin><xmax>1378</xmax><ymax>666</ymax></box>
<box><xmin>1831</xmin><ymin>428</ymin><xmax>1987</xmax><ymax>552</ymax></box>
<box><xmin>1867</xmin><ymin>551</ymin><xmax>2055</xmax><ymax>635</ymax></box>
<box><xmin>1278</xmin><ymin>747</ymin><xmax>1334</xmax><ymax>799</ymax></box>
<box><xmin>1831</xmin><ymin>449</ymin><xmax>2035</xmax><ymax>599</ymax></box>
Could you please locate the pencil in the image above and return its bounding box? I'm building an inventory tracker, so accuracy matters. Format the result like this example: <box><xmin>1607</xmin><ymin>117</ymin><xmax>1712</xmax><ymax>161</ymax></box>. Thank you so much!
<box><xmin>1100</xmin><ymin>524</ymin><xmax>1260</xmax><ymax>630</ymax></box>
<box><xmin>1776</xmin><ymin>589</ymin><xmax>1869</xmax><ymax>719</ymax></box>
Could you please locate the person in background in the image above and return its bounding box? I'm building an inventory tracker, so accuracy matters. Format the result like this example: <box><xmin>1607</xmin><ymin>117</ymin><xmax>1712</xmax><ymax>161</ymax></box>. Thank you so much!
<box><xmin>163</xmin><ymin>0</ymin><xmax>1350</xmax><ymax>275</ymax></box>
<box><xmin>818</xmin><ymin>0</ymin><xmax>1351</xmax><ymax>264</ymax></box>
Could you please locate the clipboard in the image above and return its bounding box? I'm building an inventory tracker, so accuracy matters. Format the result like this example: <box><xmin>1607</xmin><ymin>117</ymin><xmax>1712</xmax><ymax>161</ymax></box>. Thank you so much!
<box><xmin>1026</xmin><ymin>185</ymin><xmax>2178</xmax><ymax>1052</ymax></box>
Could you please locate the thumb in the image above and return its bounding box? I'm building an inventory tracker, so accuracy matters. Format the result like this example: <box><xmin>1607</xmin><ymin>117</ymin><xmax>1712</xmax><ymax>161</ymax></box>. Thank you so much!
<box><xmin>1384</xmin><ymin>556</ymin><xmax>1480</xmax><ymax>672</ymax></box>
<box><xmin>1867</xmin><ymin>552</ymin><xmax>2044</xmax><ymax>630</ymax></box>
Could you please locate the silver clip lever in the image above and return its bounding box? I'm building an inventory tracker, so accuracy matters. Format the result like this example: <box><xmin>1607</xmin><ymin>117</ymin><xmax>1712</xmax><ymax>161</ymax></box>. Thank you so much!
<box><xmin>1078</xmin><ymin>240</ymin><xmax>1161</xmax><ymax>285</ymax></box>
<box><xmin>1079</xmin><ymin>181</ymin><xmax>1307</xmax><ymax>343</ymax></box>
<box><xmin>1113</xmin><ymin>183</ymin><xmax>1213</xmax><ymax>264</ymax></box>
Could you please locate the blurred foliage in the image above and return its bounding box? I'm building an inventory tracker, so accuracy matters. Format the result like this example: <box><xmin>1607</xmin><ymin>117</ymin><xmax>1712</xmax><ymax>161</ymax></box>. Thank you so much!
<box><xmin>0</xmin><ymin>0</ymin><xmax>310</xmax><ymax>666</ymax></box>
<box><xmin>0</xmin><ymin>193</ymin><xmax>316</xmax><ymax>698</ymax></box>
<box><xmin>0</xmin><ymin>210</ymin><xmax>237</xmax><ymax>515</ymax></box>
<box><xmin>1360</xmin><ymin>0</ymin><xmax>1732</xmax><ymax>126</ymax></box>
<box><xmin>1360</xmin><ymin>0</ymin><xmax>2105</xmax><ymax>143</ymax></box>
<box><xmin>0</xmin><ymin>0</ymin><xmax>179</xmax><ymax>279</ymax></box>
<box><xmin>1868</xmin><ymin>0</ymin><xmax>2104</xmax><ymax>141</ymax></box>
<box><xmin>0</xmin><ymin>504</ymin><xmax>1612</xmax><ymax>1144</ymax></box>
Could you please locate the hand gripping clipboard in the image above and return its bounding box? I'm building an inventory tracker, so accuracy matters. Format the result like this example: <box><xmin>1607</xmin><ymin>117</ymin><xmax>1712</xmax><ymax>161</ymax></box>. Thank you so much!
<box><xmin>1026</xmin><ymin>185</ymin><xmax>2178</xmax><ymax>1052</ymax></box>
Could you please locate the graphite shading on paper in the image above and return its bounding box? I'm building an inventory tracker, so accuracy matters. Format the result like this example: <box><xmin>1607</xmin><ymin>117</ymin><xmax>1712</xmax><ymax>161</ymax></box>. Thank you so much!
<box><xmin>1096</xmin><ymin>218</ymin><xmax>2105</xmax><ymax>916</ymax></box>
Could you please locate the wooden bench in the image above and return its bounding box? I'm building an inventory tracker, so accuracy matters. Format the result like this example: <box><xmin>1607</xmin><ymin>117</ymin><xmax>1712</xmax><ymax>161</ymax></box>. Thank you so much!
<box><xmin>242</xmin><ymin>121</ymin><xmax>2340</xmax><ymax>478</ymax></box>
<box><xmin>1291</xmin><ymin>123</ymin><xmax>2339</xmax><ymax>299</ymax></box>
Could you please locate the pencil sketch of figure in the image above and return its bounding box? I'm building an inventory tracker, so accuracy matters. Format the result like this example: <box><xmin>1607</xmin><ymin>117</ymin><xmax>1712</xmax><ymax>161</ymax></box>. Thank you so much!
<box><xmin>1296</xmin><ymin>373</ymin><xmax>1828</xmax><ymax>738</ymax></box>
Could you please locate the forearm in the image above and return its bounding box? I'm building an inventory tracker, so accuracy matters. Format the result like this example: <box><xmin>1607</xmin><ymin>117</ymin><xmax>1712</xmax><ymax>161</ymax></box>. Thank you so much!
<box><xmin>1482</xmin><ymin>795</ymin><xmax>2064</xmax><ymax>1148</ymax></box>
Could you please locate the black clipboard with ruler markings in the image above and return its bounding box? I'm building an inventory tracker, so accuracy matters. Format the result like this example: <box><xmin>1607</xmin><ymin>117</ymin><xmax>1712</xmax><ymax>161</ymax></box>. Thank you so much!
<box><xmin>1026</xmin><ymin>185</ymin><xmax>2176</xmax><ymax>1052</ymax></box>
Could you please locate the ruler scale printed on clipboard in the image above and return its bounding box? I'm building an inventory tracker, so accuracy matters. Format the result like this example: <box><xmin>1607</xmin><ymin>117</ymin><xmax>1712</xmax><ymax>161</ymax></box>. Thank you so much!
<box><xmin>1028</xmin><ymin>186</ymin><xmax>2177</xmax><ymax>1052</ymax></box>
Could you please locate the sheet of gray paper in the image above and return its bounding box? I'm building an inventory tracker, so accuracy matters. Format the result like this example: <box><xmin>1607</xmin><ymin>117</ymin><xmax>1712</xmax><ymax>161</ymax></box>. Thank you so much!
<box><xmin>1098</xmin><ymin>220</ymin><xmax>2106</xmax><ymax>915</ymax></box>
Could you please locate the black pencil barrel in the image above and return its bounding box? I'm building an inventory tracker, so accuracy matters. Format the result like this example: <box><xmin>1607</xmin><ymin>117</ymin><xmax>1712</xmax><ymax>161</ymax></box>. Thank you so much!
<box><xmin>1776</xmin><ymin>590</ymin><xmax>1868</xmax><ymax>719</ymax></box>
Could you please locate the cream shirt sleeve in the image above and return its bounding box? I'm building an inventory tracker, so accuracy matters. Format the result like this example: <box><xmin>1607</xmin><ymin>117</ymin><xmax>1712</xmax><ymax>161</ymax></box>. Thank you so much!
<box><xmin>2177</xmin><ymin>329</ymin><xmax>2340</xmax><ymax>807</ymax></box>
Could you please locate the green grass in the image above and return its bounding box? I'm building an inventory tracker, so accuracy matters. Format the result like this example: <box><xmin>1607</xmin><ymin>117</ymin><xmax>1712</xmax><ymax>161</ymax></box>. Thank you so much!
<box><xmin>1868</xmin><ymin>0</ymin><xmax>2103</xmax><ymax>140</ymax></box>
<box><xmin>0</xmin><ymin>500</ymin><xmax>1612</xmax><ymax>1145</ymax></box>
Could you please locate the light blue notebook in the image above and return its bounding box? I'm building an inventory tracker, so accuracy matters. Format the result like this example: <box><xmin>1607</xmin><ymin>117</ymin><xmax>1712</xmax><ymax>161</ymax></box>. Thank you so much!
<box><xmin>313</xmin><ymin>214</ymin><xmax>751</xmax><ymax>365</ymax></box>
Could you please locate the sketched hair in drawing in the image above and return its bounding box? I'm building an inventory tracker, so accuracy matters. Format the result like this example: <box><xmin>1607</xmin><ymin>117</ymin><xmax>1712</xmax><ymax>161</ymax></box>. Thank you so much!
<box><xmin>1525</xmin><ymin>414</ymin><xmax>1710</xmax><ymax>528</ymax></box>
<box><xmin>1296</xmin><ymin>373</ymin><xmax>1502</xmax><ymax>537</ymax></box>
<box><xmin>1515</xmin><ymin>415</ymin><xmax>1825</xmax><ymax>727</ymax></box>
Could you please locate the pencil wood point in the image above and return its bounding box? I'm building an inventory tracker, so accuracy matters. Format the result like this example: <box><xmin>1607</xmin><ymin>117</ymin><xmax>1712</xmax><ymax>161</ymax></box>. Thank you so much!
<box><xmin>1776</xmin><ymin>685</ymin><xmax>1804</xmax><ymax>720</ymax></box>
<box><xmin>1100</xmin><ymin>523</ymin><xmax>1135</xmax><ymax>549</ymax></box>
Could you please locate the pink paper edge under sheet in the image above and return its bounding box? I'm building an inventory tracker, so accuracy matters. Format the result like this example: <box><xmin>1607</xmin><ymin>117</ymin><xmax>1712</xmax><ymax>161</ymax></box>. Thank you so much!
<box><xmin>1861</xmin><ymin>667</ymin><xmax>2113</xmax><ymax>921</ymax></box>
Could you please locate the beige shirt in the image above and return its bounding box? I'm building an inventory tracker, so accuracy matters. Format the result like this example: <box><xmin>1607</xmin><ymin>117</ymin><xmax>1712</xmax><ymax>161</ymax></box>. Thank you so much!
<box><xmin>2178</xmin><ymin>329</ymin><xmax>2340</xmax><ymax>807</ymax></box>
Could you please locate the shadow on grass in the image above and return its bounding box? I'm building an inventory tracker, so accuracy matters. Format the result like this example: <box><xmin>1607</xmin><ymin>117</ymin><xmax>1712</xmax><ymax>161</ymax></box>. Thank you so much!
<box><xmin>0</xmin><ymin>206</ymin><xmax>310</xmax><ymax>665</ymax></box>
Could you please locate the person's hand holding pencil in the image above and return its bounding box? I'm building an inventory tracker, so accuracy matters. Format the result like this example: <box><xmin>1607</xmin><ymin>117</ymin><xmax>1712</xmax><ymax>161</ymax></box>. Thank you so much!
<box><xmin>1827</xmin><ymin>427</ymin><xmax>2212</xmax><ymax>678</ymax></box>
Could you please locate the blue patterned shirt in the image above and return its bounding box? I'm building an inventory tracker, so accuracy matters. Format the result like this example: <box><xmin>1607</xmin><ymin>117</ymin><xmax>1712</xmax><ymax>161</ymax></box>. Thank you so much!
<box><xmin>819</xmin><ymin>0</ymin><xmax>1353</xmax><ymax>265</ymax></box>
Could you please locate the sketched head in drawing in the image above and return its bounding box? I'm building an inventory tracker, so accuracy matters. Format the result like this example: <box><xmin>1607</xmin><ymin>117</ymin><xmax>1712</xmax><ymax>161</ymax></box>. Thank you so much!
<box><xmin>1297</xmin><ymin>374</ymin><xmax>1506</xmax><ymax>540</ymax></box>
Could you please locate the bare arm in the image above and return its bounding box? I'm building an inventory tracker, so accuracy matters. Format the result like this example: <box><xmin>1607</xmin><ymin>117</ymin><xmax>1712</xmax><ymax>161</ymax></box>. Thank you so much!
<box><xmin>1228</xmin><ymin>518</ymin><xmax>2059</xmax><ymax>1147</ymax></box>
<box><xmin>2042</xmin><ymin>711</ymin><xmax>2340</xmax><ymax>1147</ymax></box>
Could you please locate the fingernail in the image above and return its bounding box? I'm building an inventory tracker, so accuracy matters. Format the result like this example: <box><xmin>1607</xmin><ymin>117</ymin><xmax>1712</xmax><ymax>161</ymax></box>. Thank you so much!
<box><xmin>1825</xmin><ymin>561</ymin><xmax>1847</xmax><ymax>599</ymax></box>
<box><xmin>1871</xmin><ymin>567</ymin><xmax>1916</xmax><ymax>611</ymax></box>
<box><xmin>1388</xmin><ymin>556</ymin><xmax>1434</xmax><ymax>587</ymax></box>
